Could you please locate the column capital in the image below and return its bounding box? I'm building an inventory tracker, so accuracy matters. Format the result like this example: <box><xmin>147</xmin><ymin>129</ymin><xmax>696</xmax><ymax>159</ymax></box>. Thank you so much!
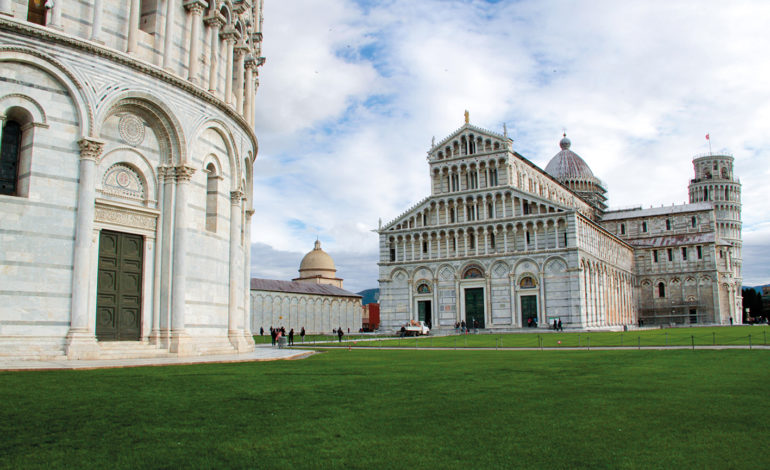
<box><xmin>78</xmin><ymin>137</ymin><xmax>105</xmax><ymax>161</ymax></box>
<box><xmin>246</xmin><ymin>209</ymin><xmax>255</xmax><ymax>217</ymax></box>
<box><xmin>230</xmin><ymin>190</ymin><xmax>244</xmax><ymax>204</ymax></box>
<box><xmin>234</xmin><ymin>43</ymin><xmax>249</xmax><ymax>58</ymax></box>
<box><xmin>157</xmin><ymin>165</ymin><xmax>175</xmax><ymax>182</ymax></box>
<box><xmin>184</xmin><ymin>0</ymin><xmax>208</xmax><ymax>15</ymax></box>
<box><xmin>204</xmin><ymin>13</ymin><xmax>225</xmax><ymax>28</ymax></box>
<box><xmin>244</xmin><ymin>55</ymin><xmax>257</xmax><ymax>69</ymax></box>
<box><xmin>174</xmin><ymin>165</ymin><xmax>196</xmax><ymax>182</ymax></box>
<box><xmin>220</xmin><ymin>27</ymin><xmax>238</xmax><ymax>42</ymax></box>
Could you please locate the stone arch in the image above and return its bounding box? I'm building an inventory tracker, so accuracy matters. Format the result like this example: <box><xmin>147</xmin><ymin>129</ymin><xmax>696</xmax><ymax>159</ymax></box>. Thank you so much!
<box><xmin>0</xmin><ymin>94</ymin><xmax>48</xmax><ymax>127</ymax></box>
<box><xmin>96</xmin><ymin>92</ymin><xmax>185</xmax><ymax>166</ymax></box>
<box><xmin>390</xmin><ymin>268</ymin><xmax>409</xmax><ymax>282</ymax></box>
<box><xmin>544</xmin><ymin>256</ymin><xmax>568</xmax><ymax>273</ymax></box>
<box><xmin>189</xmin><ymin>118</ymin><xmax>242</xmax><ymax>190</ymax></box>
<box><xmin>513</xmin><ymin>258</ymin><xmax>540</xmax><ymax>275</ymax></box>
<box><xmin>0</xmin><ymin>46</ymin><xmax>91</xmax><ymax>136</ymax></box>
<box><xmin>97</xmin><ymin>148</ymin><xmax>157</xmax><ymax>206</ymax></box>
<box><xmin>490</xmin><ymin>260</ymin><xmax>510</xmax><ymax>278</ymax></box>
<box><xmin>460</xmin><ymin>262</ymin><xmax>485</xmax><ymax>279</ymax></box>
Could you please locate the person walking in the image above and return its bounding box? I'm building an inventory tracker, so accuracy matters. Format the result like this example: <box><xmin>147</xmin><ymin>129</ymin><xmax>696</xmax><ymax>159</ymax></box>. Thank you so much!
<box><xmin>337</xmin><ymin>327</ymin><xmax>344</xmax><ymax>342</ymax></box>
<box><xmin>557</xmin><ymin>319</ymin><xmax>563</xmax><ymax>331</ymax></box>
<box><xmin>300</xmin><ymin>327</ymin><xmax>306</xmax><ymax>343</ymax></box>
<box><xmin>289</xmin><ymin>328</ymin><xmax>294</xmax><ymax>346</ymax></box>
<box><xmin>259</xmin><ymin>326</ymin><xmax>264</xmax><ymax>337</ymax></box>
<box><xmin>271</xmin><ymin>327</ymin><xmax>277</xmax><ymax>346</ymax></box>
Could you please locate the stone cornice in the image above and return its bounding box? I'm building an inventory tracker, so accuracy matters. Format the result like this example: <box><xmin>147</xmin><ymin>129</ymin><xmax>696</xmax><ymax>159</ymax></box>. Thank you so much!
<box><xmin>0</xmin><ymin>16</ymin><xmax>258</xmax><ymax>154</ymax></box>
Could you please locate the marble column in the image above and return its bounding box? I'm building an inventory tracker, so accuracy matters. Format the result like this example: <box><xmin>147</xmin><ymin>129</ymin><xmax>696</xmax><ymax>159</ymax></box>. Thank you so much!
<box><xmin>89</xmin><ymin>0</ymin><xmax>104</xmax><ymax>42</ymax></box>
<box><xmin>205</xmin><ymin>14</ymin><xmax>224</xmax><ymax>94</ymax></box>
<box><xmin>170</xmin><ymin>165</ymin><xmax>196</xmax><ymax>354</ymax></box>
<box><xmin>242</xmin><ymin>208</ymin><xmax>255</xmax><ymax>347</ymax></box>
<box><xmin>184</xmin><ymin>1</ymin><xmax>207</xmax><ymax>84</ymax></box>
<box><xmin>49</xmin><ymin>0</ymin><xmax>64</xmax><ymax>29</ymax></box>
<box><xmin>126</xmin><ymin>0</ymin><xmax>141</xmax><ymax>53</ymax></box>
<box><xmin>243</xmin><ymin>57</ymin><xmax>256</xmax><ymax>124</ymax></box>
<box><xmin>0</xmin><ymin>0</ymin><xmax>13</xmax><ymax>17</ymax></box>
<box><xmin>228</xmin><ymin>190</ymin><xmax>248</xmax><ymax>351</ymax></box>
<box><xmin>65</xmin><ymin>137</ymin><xmax>105</xmax><ymax>359</ymax></box>
<box><xmin>150</xmin><ymin>167</ymin><xmax>169</xmax><ymax>345</ymax></box>
<box><xmin>234</xmin><ymin>44</ymin><xmax>247</xmax><ymax>112</ymax></box>
<box><xmin>162</xmin><ymin>0</ymin><xmax>177</xmax><ymax>70</ymax></box>
<box><xmin>222</xmin><ymin>30</ymin><xmax>236</xmax><ymax>104</ymax></box>
<box><xmin>158</xmin><ymin>166</ymin><xmax>176</xmax><ymax>345</ymax></box>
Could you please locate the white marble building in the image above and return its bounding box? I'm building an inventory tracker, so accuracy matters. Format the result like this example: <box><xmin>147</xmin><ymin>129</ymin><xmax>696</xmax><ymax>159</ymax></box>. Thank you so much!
<box><xmin>250</xmin><ymin>241</ymin><xmax>363</xmax><ymax>335</ymax></box>
<box><xmin>0</xmin><ymin>1</ymin><xmax>265</xmax><ymax>359</ymax></box>
<box><xmin>378</xmin><ymin>116</ymin><xmax>741</xmax><ymax>331</ymax></box>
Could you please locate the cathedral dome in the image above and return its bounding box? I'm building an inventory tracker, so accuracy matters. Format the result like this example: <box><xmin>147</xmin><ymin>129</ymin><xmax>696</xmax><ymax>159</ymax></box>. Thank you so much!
<box><xmin>299</xmin><ymin>240</ymin><xmax>336</xmax><ymax>274</ymax></box>
<box><xmin>545</xmin><ymin>134</ymin><xmax>596</xmax><ymax>181</ymax></box>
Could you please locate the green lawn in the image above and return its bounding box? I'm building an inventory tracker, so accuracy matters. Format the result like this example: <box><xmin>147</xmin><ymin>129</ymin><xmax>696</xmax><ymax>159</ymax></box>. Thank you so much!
<box><xmin>1</xmin><ymin>349</ymin><xmax>768</xmax><ymax>469</ymax></box>
<box><xmin>306</xmin><ymin>325</ymin><xmax>770</xmax><ymax>349</ymax></box>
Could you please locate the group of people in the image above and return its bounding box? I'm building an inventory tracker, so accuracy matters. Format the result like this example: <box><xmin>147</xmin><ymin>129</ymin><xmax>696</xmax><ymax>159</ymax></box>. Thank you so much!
<box><xmin>526</xmin><ymin>316</ymin><xmax>538</xmax><ymax>328</ymax></box>
<box><xmin>552</xmin><ymin>319</ymin><xmax>563</xmax><ymax>331</ymax></box>
<box><xmin>454</xmin><ymin>319</ymin><xmax>480</xmax><ymax>334</ymax></box>
<box><xmin>260</xmin><ymin>326</ymin><xmax>306</xmax><ymax>347</ymax></box>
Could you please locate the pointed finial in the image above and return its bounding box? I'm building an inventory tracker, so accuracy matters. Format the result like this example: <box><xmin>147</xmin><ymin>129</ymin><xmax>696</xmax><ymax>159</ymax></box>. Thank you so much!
<box><xmin>464</xmin><ymin>110</ymin><xmax>469</xmax><ymax>124</ymax></box>
<box><xmin>503</xmin><ymin>123</ymin><xmax>508</xmax><ymax>137</ymax></box>
<box><xmin>431</xmin><ymin>136</ymin><xmax>435</xmax><ymax>147</ymax></box>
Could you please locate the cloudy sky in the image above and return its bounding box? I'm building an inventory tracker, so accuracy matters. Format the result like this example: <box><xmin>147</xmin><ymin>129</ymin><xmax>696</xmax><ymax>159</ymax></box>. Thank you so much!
<box><xmin>251</xmin><ymin>0</ymin><xmax>770</xmax><ymax>292</ymax></box>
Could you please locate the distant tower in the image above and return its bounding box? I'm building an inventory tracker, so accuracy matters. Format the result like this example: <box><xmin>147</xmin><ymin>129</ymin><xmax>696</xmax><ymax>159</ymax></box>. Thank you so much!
<box><xmin>688</xmin><ymin>153</ymin><xmax>742</xmax><ymax>323</ymax></box>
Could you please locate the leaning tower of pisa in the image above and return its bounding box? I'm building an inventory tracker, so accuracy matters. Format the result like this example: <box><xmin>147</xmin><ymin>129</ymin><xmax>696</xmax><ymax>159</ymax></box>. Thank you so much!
<box><xmin>688</xmin><ymin>152</ymin><xmax>743</xmax><ymax>323</ymax></box>
<box><xmin>0</xmin><ymin>1</ymin><xmax>265</xmax><ymax>359</ymax></box>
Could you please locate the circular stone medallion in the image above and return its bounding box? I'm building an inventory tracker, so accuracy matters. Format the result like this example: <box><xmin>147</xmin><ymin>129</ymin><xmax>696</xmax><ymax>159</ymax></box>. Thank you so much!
<box><xmin>119</xmin><ymin>114</ymin><xmax>145</xmax><ymax>147</ymax></box>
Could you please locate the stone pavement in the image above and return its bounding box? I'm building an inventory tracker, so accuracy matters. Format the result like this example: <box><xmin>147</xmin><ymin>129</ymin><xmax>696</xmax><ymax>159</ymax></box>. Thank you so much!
<box><xmin>0</xmin><ymin>345</ymin><xmax>315</xmax><ymax>371</ymax></box>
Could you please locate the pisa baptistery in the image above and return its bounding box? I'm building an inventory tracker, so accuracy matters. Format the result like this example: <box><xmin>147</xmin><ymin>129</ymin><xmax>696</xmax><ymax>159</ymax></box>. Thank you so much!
<box><xmin>0</xmin><ymin>1</ymin><xmax>265</xmax><ymax>359</ymax></box>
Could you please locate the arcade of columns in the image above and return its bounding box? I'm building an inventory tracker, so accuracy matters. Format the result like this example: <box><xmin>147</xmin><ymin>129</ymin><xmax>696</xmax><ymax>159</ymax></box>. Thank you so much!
<box><xmin>10</xmin><ymin>0</ymin><xmax>264</xmax><ymax>127</ymax></box>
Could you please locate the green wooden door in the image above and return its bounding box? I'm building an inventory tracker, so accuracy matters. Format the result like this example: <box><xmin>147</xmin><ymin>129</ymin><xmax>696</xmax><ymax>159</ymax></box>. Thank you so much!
<box><xmin>418</xmin><ymin>301</ymin><xmax>432</xmax><ymax>328</ymax></box>
<box><xmin>464</xmin><ymin>288</ymin><xmax>485</xmax><ymax>329</ymax></box>
<box><xmin>96</xmin><ymin>230</ymin><xmax>143</xmax><ymax>341</ymax></box>
<box><xmin>521</xmin><ymin>295</ymin><xmax>538</xmax><ymax>326</ymax></box>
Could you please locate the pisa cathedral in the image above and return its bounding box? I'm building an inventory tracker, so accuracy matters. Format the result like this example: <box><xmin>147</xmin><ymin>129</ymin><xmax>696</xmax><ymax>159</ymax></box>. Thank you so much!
<box><xmin>0</xmin><ymin>1</ymin><xmax>264</xmax><ymax>359</ymax></box>
<box><xmin>378</xmin><ymin>116</ymin><xmax>742</xmax><ymax>332</ymax></box>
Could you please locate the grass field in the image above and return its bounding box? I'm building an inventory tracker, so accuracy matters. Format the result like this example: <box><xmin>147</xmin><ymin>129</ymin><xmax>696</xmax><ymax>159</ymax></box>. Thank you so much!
<box><xmin>293</xmin><ymin>325</ymin><xmax>770</xmax><ymax>349</ymax></box>
<box><xmin>1</xmin><ymin>348</ymin><xmax>768</xmax><ymax>469</ymax></box>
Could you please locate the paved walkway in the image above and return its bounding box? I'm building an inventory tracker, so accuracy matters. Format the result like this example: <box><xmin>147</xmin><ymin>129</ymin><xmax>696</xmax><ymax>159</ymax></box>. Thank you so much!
<box><xmin>0</xmin><ymin>346</ymin><xmax>315</xmax><ymax>371</ymax></box>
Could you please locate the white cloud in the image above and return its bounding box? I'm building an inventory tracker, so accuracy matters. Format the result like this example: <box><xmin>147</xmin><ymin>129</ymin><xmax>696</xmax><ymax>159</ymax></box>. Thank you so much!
<box><xmin>251</xmin><ymin>0</ymin><xmax>770</xmax><ymax>290</ymax></box>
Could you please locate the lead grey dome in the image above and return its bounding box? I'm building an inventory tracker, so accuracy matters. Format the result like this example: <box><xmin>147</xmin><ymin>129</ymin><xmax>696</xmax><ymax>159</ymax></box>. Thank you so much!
<box><xmin>545</xmin><ymin>134</ymin><xmax>596</xmax><ymax>180</ymax></box>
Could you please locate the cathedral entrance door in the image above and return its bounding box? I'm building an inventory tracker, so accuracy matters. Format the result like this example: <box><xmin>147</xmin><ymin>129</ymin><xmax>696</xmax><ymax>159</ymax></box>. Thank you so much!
<box><xmin>520</xmin><ymin>295</ymin><xmax>538</xmax><ymax>326</ymax></box>
<box><xmin>464</xmin><ymin>288</ymin><xmax>485</xmax><ymax>329</ymax></box>
<box><xmin>418</xmin><ymin>300</ymin><xmax>432</xmax><ymax>328</ymax></box>
<box><xmin>96</xmin><ymin>230</ymin><xmax>143</xmax><ymax>341</ymax></box>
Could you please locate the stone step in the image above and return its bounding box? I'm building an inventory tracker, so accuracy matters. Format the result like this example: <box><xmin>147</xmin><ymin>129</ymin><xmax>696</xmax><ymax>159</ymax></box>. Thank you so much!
<box><xmin>97</xmin><ymin>341</ymin><xmax>174</xmax><ymax>359</ymax></box>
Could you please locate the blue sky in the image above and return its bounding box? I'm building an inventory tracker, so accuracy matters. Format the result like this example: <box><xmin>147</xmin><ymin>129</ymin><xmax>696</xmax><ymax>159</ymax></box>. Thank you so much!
<box><xmin>252</xmin><ymin>0</ymin><xmax>770</xmax><ymax>292</ymax></box>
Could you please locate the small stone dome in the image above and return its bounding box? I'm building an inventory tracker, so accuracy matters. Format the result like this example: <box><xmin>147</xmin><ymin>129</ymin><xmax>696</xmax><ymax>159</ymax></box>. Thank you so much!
<box><xmin>299</xmin><ymin>240</ymin><xmax>336</xmax><ymax>274</ymax></box>
<box><xmin>545</xmin><ymin>134</ymin><xmax>596</xmax><ymax>180</ymax></box>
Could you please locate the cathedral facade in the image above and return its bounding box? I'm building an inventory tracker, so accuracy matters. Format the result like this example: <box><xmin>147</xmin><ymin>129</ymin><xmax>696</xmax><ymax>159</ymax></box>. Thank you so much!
<box><xmin>0</xmin><ymin>1</ymin><xmax>265</xmax><ymax>359</ymax></box>
<box><xmin>377</xmin><ymin>117</ymin><xmax>741</xmax><ymax>331</ymax></box>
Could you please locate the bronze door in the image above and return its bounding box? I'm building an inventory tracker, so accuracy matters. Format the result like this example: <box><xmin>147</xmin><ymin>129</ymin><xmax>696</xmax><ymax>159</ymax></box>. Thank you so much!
<box><xmin>96</xmin><ymin>230</ymin><xmax>143</xmax><ymax>341</ymax></box>
<box><xmin>464</xmin><ymin>288</ymin><xmax>485</xmax><ymax>328</ymax></box>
